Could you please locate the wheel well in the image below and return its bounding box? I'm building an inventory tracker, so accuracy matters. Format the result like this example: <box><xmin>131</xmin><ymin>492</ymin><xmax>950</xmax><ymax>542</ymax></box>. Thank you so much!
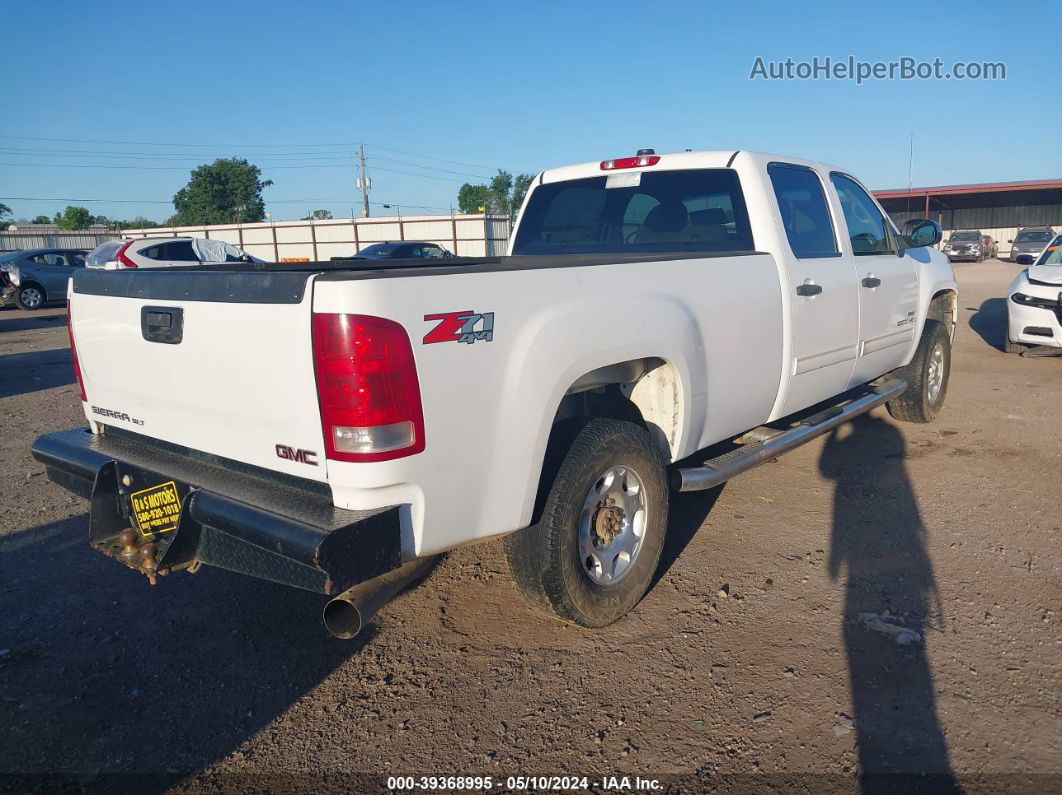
<box><xmin>553</xmin><ymin>357</ymin><xmax>680</xmax><ymax>460</ymax></box>
<box><xmin>530</xmin><ymin>358</ymin><xmax>681</xmax><ymax>527</ymax></box>
<box><xmin>929</xmin><ymin>289</ymin><xmax>957</xmax><ymax>340</ymax></box>
<box><xmin>20</xmin><ymin>280</ymin><xmax>46</xmax><ymax>296</ymax></box>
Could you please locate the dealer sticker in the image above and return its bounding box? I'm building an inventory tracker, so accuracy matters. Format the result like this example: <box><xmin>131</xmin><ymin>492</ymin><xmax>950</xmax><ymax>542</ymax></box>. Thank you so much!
<box><xmin>606</xmin><ymin>171</ymin><xmax>641</xmax><ymax>189</ymax></box>
<box><xmin>129</xmin><ymin>481</ymin><xmax>182</xmax><ymax>536</ymax></box>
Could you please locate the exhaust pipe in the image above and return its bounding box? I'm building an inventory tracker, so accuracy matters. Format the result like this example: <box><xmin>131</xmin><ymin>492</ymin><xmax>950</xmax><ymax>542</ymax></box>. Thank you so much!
<box><xmin>322</xmin><ymin>557</ymin><xmax>437</xmax><ymax>639</ymax></box>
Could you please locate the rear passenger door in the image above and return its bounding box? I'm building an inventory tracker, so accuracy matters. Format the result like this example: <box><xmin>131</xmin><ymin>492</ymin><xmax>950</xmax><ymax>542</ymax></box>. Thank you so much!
<box><xmin>828</xmin><ymin>173</ymin><xmax>919</xmax><ymax>386</ymax></box>
<box><xmin>27</xmin><ymin>252</ymin><xmax>75</xmax><ymax>298</ymax></box>
<box><xmin>768</xmin><ymin>163</ymin><xmax>861</xmax><ymax>417</ymax></box>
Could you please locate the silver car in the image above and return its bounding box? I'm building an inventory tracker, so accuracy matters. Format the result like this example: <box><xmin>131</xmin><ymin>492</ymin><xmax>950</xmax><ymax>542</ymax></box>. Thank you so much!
<box><xmin>1008</xmin><ymin>227</ymin><xmax>1055</xmax><ymax>262</ymax></box>
<box><xmin>0</xmin><ymin>248</ymin><xmax>88</xmax><ymax>310</ymax></box>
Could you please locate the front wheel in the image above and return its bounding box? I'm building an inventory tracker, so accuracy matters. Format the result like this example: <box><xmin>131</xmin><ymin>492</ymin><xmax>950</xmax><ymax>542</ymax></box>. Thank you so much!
<box><xmin>15</xmin><ymin>285</ymin><xmax>45</xmax><ymax>310</ymax></box>
<box><xmin>504</xmin><ymin>418</ymin><xmax>669</xmax><ymax>628</ymax></box>
<box><xmin>886</xmin><ymin>319</ymin><xmax>951</xmax><ymax>423</ymax></box>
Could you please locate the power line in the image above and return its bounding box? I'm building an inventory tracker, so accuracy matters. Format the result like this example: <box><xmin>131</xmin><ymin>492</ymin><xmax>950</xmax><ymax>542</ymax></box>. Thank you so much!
<box><xmin>0</xmin><ymin>162</ymin><xmax>363</xmax><ymax>171</ymax></box>
<box><xmin>0</xmin><ymin>134</ymin><xmax>507</xmax><ymax>172</ymax></box>
<box><xmin>362</xmin><ymin>143</ymin><xmax>497</xmax><ymax>172</ymax></box>
<box><xmin>0</xmin><ymin>195</ymin><xmax>455</xmax><ymax>210</ymax></box>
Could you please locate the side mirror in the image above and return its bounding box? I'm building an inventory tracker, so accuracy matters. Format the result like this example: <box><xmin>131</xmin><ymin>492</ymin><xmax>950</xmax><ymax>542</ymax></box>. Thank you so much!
<box><xmin>1007</xmin><ymin>239</ymin><xmax>1013</xmax><ymax>243</ymax></box>
<box><xmin>1015</xmin><ymin>254</ymin><xmax>1035</xmax><ymax>266</ymax></box>
<box><xmin>900</xmin><ymin>218</ymin><xmax>942</xmax><ymax>249</ymax></box>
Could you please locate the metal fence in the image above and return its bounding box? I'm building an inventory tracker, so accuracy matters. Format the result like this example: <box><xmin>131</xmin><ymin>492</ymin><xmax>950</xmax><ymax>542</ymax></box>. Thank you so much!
<box><xmin>121</xmin><ymin>214</ymin><xmax>512</xmax><ymax>261</ymax></box>
<box><xmin>0</xmin><ymin>229</ymin><xmax>118</xmax><ymax>251</ymax></box>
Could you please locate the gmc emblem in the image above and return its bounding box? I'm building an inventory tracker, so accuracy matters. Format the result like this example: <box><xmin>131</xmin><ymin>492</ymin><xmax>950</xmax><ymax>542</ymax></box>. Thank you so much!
<box><xmin>275</xmin><ymin>444</ymin><xmax>319</xmax><ymax>466</ymax></box>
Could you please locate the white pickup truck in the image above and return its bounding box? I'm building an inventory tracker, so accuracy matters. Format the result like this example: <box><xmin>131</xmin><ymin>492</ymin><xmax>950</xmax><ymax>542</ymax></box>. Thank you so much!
<box><xmin>34</xmin><ymin>149</ymin><xmax>957</xmax><ymax>637</ymax></box>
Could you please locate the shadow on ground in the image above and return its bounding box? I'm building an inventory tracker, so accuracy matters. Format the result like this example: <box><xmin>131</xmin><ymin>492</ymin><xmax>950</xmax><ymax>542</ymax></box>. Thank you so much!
<box><xmin>968</xmin><ymin>297</ymin><xmax>1007</xmax><ymax>352</ymax></box>
<box><xmin>651</xmin><ymin>485</ymin><xmax>724</xmax><ymax>589</ymax></box>
<box><xmin>0</xmin><ymin>309</ymin><xmax>68</xmax><ymax>334</ymax></box>
<box><xmin>0</xmin><ymin>349</ymin><xmax>76</xmax><ymax>398</ymax></box>
<box><xmin>820</xmin><ymin>415</ymin><xmax>959</xmax><ymax>793</ymax></box>
<box><xmin>0</xmin><ymin>514</ymin><xmax>362</xmax><ymax>783</ymax></box>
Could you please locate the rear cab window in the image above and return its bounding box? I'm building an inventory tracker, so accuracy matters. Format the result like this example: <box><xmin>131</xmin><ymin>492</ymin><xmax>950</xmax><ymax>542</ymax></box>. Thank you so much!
<box><xmin>767</xmin><ymin>163</ymin><xmax>839</xmax><ymax>259</ymax></box>
<box><xmin>511</xmin><ymin>169</ymin><xmax>755</xmax><ymax>255</ymax></box>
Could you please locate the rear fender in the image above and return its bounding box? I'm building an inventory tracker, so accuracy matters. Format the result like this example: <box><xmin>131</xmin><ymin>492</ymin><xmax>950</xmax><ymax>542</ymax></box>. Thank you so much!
<box><xmin>481</xmin><ymin>293</ymin><xmax>703</xmax><ymax>530</ymax></box>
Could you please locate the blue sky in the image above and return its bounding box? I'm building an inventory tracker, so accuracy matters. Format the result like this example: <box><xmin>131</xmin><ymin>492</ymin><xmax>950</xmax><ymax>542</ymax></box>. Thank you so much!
<box><xmin>2</xmin><ymin>0</ymin><xmax>1059</xmax><ymax>222</ymax></box>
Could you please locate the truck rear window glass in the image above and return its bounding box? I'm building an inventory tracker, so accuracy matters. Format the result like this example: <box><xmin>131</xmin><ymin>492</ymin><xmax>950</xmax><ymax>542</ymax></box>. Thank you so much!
<box><xmin>768</xmin><ymin>164</ymin><xmax>839</xmax><ymax>259</ymax></box>
<box><xmin>511</xmin><ymin>169</ymin><xmax>754</xmax><ymax>255</ymax></box>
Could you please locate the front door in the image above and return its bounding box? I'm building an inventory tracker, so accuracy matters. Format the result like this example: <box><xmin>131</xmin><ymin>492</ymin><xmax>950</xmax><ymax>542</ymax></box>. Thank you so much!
<box><xmin>767</xmin><ymin>163</ymin><xmax>861</xmax><ymax>417</ymax></box>
<box><xmin>829</xmin><ymin>173</ymin><xmax>919</xmax><ymax>387</ymax></box>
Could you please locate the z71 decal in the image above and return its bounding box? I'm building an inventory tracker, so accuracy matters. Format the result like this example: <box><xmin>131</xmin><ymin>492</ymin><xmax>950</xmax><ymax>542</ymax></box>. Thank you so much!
<box><xmin>423</xmin><ymin>310</ymin><xmax>495</xmax><ymax>345</ymax></box>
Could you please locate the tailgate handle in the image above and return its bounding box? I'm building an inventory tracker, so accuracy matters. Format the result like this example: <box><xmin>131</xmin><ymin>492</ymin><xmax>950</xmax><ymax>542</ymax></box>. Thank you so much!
<box><xmin>141</xmin><ymin>306</ymin><xmax>183</xmax><ymax>344</ymax></box>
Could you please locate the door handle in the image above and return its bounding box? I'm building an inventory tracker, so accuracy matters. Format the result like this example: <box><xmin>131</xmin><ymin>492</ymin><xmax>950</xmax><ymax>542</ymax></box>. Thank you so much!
<box><xmin>796</xmin><ymin>282</ymin><xmax>823</xmax><ymax>297</ymax></box>
<box><xmin>862</xmin><ymin>276</ymin><xmax>882</xmax><ymax>288</ymax></box>
<box><xmin>141</xmin><ymin>306</ymin><xmax>183</xmax><ymax>344</ymax></box>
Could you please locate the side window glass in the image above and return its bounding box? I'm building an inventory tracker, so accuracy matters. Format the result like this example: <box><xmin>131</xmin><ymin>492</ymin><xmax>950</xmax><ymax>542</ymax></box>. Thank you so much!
<box><xmin>142</xmin><ymin>245</ymin><xmax>165</xmax><ymax>260</ymax></box>
<box><xmin>768</xmin><ymin>164</ymin><xmax>839</xmax><ymax>258</ymax></box>
<box><xmin>830</xmin><ymin>173</ymin><xmax>894</xmax><ymax>254</ymax></box>
<box><xmin>166</xmin><ymin>242</ymin><xmax>199</xmax><ymax>262</ymax></box>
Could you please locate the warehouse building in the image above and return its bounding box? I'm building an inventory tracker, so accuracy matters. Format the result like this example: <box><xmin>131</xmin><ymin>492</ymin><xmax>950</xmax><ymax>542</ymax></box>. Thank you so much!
<box><xmin>874</xmin><ymin>179</ymin><xmax>1062</xmax><ymax>259</ymax></box>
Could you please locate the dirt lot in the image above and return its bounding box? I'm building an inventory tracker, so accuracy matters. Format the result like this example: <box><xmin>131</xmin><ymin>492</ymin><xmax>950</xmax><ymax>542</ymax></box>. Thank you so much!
<box><xmin>1</xmin><ymin>261</ymin><xmax>1059</xmax><ymax>792</ymax></box>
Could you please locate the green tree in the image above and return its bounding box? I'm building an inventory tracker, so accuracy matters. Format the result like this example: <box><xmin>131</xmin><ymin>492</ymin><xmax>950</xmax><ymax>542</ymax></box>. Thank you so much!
<box><xmin>54</xmin><ymin>205</ymin><xmax>93</xmax><ymax>230</ymax></box>
<box><xmin>457</xmin><ymin>183</ymin><xmax>490</xmax><ymax>214</ymax></box>
<box><xmin>302</xmin><ymin>209</ymin><xmax>332</xmax><ymax>220</ymax></box>
<box><xmin>456</xmin><ymin>170</ymin><xmax>535</xmax><ymax>216</ymax></box>
<box><xmin>111</xmin><ymin>216</ymin><xmax>161</xmax><ymax>230</ymax></box>
<box><xmin>31</xmin><ymin>215</ymin><xmax>51</xmax><ymax>225</ymax></box>
<box><xmin>512</xmin><ymin>173</ymin><xmax>534</xmax><ymax>218</ymax></box>
<box><xmin>0</xmin><ymin>202</ymin><xmax>11</xmax><ymax>230</ymax></box>
<box><xmin>171</xmin><ymin>158</ymin><xmax>274</xmax><ymax>225</ymax></box>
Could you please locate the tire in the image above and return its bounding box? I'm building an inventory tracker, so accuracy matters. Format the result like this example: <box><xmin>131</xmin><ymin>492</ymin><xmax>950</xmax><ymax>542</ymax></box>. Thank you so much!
<box><xmin>15</xmin><ymin>284</ymin><xmax>45</xmax><ymax>311</ymax></box>
<box><xmin>886</xmin><ymin>319</ymin><xmax>951</xmax><ymax>423</ymax></box>
<box><xmin>504</xmin><ymin>418</ymin><xmax>669</xmax><ymax>628</ymax></box>
<box><xmin>1002</xmin><ymin>332</ymin><xmax>1024</xmax><ymax>354</ymax></box>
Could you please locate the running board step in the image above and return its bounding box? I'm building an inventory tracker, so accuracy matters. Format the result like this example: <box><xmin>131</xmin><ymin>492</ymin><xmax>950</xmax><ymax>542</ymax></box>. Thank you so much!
<box><xmin>671</xmin><ymin>378</ymin><xmax>908</xmax><ymax>493</ymax></box>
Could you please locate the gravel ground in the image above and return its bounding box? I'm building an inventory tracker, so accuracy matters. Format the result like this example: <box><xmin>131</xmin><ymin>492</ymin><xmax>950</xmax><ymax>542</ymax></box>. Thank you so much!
<box><xmin>0</xmin><ymin>261</ymin><xmax>1059</xmax><ymax>793</ymax></box>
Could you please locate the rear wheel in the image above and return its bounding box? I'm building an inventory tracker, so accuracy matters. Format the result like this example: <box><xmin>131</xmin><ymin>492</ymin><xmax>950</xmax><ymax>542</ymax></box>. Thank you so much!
<box><xmin>15</xmin><ymin>284</ymin><xmax>45</xmax><ymax>311</ymax></box>
<box><xmin>504</xmin><ymin>418</ymin><xmax>668</xmax><ymax>627</ymax></box>
<box><xmin>886</xmin><ymin>319</ymin><xmax>951</xmax><ymax>423</ymax></box>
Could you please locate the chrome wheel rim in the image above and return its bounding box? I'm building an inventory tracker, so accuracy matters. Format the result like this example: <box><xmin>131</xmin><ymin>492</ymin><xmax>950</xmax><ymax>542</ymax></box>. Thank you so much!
<box><xmin>21</xmin><ymin>287</ymin><xmax>42</xmax><ymax>309</ymax></box>
<box><xmin>927</xmin><ymin>342</ymin><xmax>945</xmax><ymax>404</ymax></box>
<box><xmin>578</xmin><ymin>465</ymin><xmax>647</xmax><ymax>586</ymax></box>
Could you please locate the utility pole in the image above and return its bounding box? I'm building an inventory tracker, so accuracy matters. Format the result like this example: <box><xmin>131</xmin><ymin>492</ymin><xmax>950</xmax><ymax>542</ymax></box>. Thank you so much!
<box><xmin>357</xmin><ymin>144</ymin><xmax>371</xmax><ymax>217</ymax></box>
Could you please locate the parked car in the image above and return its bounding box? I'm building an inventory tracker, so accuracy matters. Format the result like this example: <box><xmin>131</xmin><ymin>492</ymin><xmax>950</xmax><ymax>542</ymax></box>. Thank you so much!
<box><xmin>34</xmin><ymin>148</ymin><xmax>956</xmax><ymax>638</ymax></box>
<box><xmin>1008</xmin><ymin>226</ymin><xmax>1055</xmax><ymax>262</ymax></box>
<box><xmin>0</xmin><ymin>248</ymin><xmax>88</xmax><ymax>310</ymax></box>
<box><xmin>1005</xmin><ymin>234</ymin><xmax>1062</xmax><ymax>353</ymax></box>
<box><xmin>942</xmin><ymin>230</ymin><xmax>987</xmax><ymax>262</ymax></box>
<box><xmin>86</xmin><ymin>237</ymin><xmax>259</xmax><ymax>270</ymax></box>
<box><xmin>338</xmin><ymin>241</ymin><xmax>455</xmax><ymax>260</ymax></box>
<box><xmin>980</xmin><ymin>235</ymin><xmax>998</xmax><ymax>259</ymax></box>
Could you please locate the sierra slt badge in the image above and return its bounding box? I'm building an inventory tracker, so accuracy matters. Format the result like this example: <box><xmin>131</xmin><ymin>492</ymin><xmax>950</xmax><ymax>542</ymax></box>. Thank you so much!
<box><xmin>91</xmin><ymin>405</ymin><xmax>145</xmax><ymax>426</ymax></box>
<box><xmin>276</xmin><ymin>445</ymin><xmax>318</xmax><ymax>466</ymax></box>
<box><xmin>423</xmin><ymin>310</ymin><xmax>494</xmax><ymax>345</ymax></box>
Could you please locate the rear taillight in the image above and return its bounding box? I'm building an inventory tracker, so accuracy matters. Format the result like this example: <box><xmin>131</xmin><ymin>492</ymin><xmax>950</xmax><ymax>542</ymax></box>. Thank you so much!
<box><xmin>600</xmin><ymin>155</ymin><xmax>660</xmax><ymax>170</ymax></box>
<box><xmin>67</xmin><ymin>301</ymin><xmax>87</xmax><ymax>401</ymax></box>
<box><xmin>312</xmin><ymin>313</ymin><xmax>425</xmax><ymax>462</ymax></box>
<box><xmin>115</xmin><ymin>240</ymin><xmax>138</xmax><ymax>269</ymax></box>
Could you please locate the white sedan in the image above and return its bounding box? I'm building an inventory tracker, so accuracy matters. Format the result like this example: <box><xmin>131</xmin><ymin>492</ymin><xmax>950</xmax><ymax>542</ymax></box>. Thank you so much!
<box><xmin>86</xmin><ymin>237</ymin><xmax>261</xmax><ymax>269</ymax></box>
<box><xmin>1005</xmin><ymin>235</ymin><xmax>1062</xmax><ymax>353</ymax></box>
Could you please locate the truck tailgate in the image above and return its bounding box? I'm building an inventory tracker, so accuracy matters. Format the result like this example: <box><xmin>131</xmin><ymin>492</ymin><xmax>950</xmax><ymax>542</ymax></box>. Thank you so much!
<box><xmin>70</xmin><ymin>268</ymin><xmax>328</xmax><ymax>483</ymax></box>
